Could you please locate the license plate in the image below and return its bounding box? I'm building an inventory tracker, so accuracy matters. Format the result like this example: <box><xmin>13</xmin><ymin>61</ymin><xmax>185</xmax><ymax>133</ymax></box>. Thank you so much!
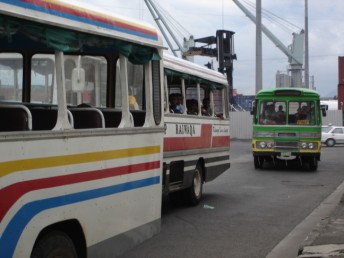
<box><xmin>281</xmin><ymin>152</ymin><xmax>291</xmax><ymax>157</ymax></box>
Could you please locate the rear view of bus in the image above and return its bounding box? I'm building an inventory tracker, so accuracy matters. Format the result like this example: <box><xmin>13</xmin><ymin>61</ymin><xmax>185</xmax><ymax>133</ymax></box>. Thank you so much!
<box><xmin>251</xmin><ymin>88</ymin><xmax>324</xmax><ymax>171</ymax></box>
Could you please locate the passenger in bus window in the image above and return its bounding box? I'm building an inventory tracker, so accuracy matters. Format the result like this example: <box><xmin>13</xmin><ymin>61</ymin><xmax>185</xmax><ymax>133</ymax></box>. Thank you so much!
<box><xmin>296</xmin><ymin>105</ymin><xmax>309</xmax><ymax>120</ymax></box>
<box><xmin>186</xmin><ymin>99</ymin><xmax>198</xmax><ymax>115</ymax></box>
<box><xmin>77</xmin><ymin>103</ymin><xmax>91</xmax><ymax>108</ymax></box>
<box><xmin>169</xmin><ymin>94</ymin><xmax>182</xmax><ymax>113</ymax></box>
<box><xmin>276</xmin><ymin>105</ymin><xmax>285</xmax><ymax>124</ymax></box>
<box><xmin>175</xmin><ymin>94</ymin><xmax>184</xmax><ymax>113</ymax></box>
<box><xmin>129</xmin><ymin>95</ymin><xmax>139</xmax><ymax>110</ymax></box>
<box><xmin>129</xmin><ymin>87</ymin><xmax>139</xmax><ymax>110</ymax></box>
<box><xmin>262</xmin><ymin>104</ymin><xmax>277</xmax><ymax>124</ymax></box>
<box><xmin>201</xmin><ymin>97</ymin><xmax>211</xmax><ymax>116</ymax></box>
<box><xmin>277</xmin><ymin>105</ymin><xmax>284</xmax><ymax>114</ymax></box>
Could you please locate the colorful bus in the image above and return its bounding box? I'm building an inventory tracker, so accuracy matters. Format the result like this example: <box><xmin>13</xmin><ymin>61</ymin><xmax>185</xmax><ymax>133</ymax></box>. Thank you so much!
<box><xmin>0</xmin><ymin>1</ymin><xmax>164</xmax><ymax>257</ymax></box>
<box><xmin>162</xmin><ymin>54</ymin><xmax>230</xmax><ymax>205</ymax></box>
<box><xmin>251</xmin><ymin>88</ymin><xmax>325</xmax><ymax>171</ymax></box>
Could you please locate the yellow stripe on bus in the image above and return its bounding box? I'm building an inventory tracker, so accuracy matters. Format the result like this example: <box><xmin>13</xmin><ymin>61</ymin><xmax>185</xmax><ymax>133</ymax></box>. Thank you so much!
<box><xmin>0</xmin><ymin>145</ymin><xmax>160</xmax><ymax>178</ymax></box>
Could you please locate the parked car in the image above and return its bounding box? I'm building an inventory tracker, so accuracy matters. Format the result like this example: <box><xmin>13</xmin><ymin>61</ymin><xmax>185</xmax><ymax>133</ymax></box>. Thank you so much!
<box><xmin>321</xmin><ymin>125</ymin><xmax>344</xmax><ymax>147</ymax></box>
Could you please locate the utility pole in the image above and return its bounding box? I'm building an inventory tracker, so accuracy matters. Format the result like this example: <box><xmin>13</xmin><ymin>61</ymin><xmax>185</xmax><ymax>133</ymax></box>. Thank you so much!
<box><xmin>256</xmin><ymin>0</ymin><xmax>263</xmax><ymax>93</ymax></box>
<box><xmin>304</xmin><ymin>0</ymin><xmax>309</xmax><ymax>88</ymax></box>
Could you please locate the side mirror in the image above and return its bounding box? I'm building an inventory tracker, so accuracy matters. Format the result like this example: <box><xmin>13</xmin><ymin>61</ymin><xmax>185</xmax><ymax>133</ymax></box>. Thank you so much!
<box><xmin>250</xmin><ymin>100</ymin><xmax>256</xmax><ymax>115</ymax></box>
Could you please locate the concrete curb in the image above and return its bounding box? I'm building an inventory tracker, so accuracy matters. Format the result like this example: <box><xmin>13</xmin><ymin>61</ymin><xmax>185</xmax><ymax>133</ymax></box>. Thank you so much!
<box><xmin>266</xmin><ymin>178</ymin><xmax>344</xmax><ymax>258</ymax></box>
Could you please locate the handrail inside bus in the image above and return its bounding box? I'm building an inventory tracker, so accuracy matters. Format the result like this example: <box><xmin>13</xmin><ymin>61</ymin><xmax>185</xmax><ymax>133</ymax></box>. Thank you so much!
<box><xmin>0</xmin><ymin>104</ymin><xmax>32</xmax><ymax>131</ymax></box>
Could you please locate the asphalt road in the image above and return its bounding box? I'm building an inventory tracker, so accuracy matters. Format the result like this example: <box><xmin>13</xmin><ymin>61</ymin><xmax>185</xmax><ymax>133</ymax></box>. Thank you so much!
<box><xmin>119</xmin><ymin>140</ymin><xmax>344</xmax><ymax>258</ymax></box>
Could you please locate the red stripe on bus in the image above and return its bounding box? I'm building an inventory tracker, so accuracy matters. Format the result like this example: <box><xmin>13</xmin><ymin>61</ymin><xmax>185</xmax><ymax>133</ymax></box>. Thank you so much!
<box><xmin>212</xmin><ymin>136</ymin><xmax>230</xmax><ymax>147</ymax></box>
<box><xmin>22</xmin><ymin>0</ymin><xmax>157</xmax><ymax>37</ymax></box>
<box><xmin>0</xmin><ymin>161</ymin><xmax>160</xmax><ymax>222</ymax></box>
<box><xmin>164</xmin><ymin>124</ymin><xmax>212</xmax><ymax>151</ymax></box>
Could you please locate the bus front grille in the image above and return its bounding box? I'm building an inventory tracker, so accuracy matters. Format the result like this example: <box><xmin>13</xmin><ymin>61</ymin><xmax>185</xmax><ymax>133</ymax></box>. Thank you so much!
<box><xmin>275</xmin><ymin>141</ymin><xmax>298</xmax><ymax>149</ymax></box>
<box><xmin>277</xmin><ymin>132</ymin><xmax>297</xmax><ymax>137</ymax></box>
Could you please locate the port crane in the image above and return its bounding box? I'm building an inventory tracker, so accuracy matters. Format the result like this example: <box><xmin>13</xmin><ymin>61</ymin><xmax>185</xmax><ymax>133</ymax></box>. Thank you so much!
<box><xmin>232</xmin><ymin>0</ymin><xmax>305</xmax><ymax>88</ymax></box>
<box><xmin>144</xmin><ymin>0</ymin><xmax>237</xmax><ymax>103</ymax></box>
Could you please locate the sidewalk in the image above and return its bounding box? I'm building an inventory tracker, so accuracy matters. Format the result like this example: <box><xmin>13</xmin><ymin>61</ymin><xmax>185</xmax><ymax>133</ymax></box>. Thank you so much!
<box><xmin>297</xmin><ymin>193</ymin><xmax>344</xmax><ymax>258</ymax></box>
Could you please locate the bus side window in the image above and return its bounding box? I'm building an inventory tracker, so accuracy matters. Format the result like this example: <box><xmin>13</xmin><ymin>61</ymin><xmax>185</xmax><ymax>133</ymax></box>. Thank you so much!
<box><xmin>186</xmin><ymin>99</ymin><xmax>198</xmax><ymax>115</ymax></box>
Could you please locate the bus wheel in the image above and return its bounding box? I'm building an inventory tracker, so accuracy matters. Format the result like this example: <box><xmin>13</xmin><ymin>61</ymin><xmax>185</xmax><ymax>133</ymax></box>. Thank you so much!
<box><xmin>31</xmin><ymin>230</ymin><xmax>77</xmax><ymax>258</ymax></box>
<box><xmin>325</xmin><ymin>139</ymin><xmax>335</xmax><ymax>147</ymax></box>
<box><xmin>309</xmin><ymin>159</ymin><xmax>318</xmax><ymax>171</ymax></box>
<box><xmin>183</xmin><ymin>164</ymin><xmax>203</xmax><ymax>206</ymax></box>
<box><xmin>254</xmin><ymin>156</ymin><xmax>263</xmax><ymax>169</ymax></box>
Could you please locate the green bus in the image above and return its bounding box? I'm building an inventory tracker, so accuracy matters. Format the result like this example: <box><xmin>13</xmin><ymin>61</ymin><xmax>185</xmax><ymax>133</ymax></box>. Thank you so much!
<box><xmin>251</xmin><ymin>88</ymin><xmax>326</xmax><ymax>171</ymax></box>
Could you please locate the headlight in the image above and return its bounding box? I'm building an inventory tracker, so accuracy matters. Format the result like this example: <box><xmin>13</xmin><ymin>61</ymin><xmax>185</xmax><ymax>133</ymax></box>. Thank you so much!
<box><xmin>308</xmin><ymin>142</ymin><xmax>314</xmax><ymax>149</ymax></box>
<box><xmin>267</xmin><ymin>142</ymin><xmax>274</xmax><ymax>148</ymax></box>
<box><xmin>259</xmin><ymin>142</ymin><xmax>266</xmax><ymax>148</ymax></box>
<box><xmin>300</xmin><ymin>142</ymin><xmax>318</xmax><ymax>150</ymax></box>
<box><xmin>257</xmin><ymin>141</ymin><xmax>274</xmax><ymax>149</ymax></box>
<box><xmin>301</xmin><ymin>142</ymin><xmax>308</xmax><ymax>149</ymax></box>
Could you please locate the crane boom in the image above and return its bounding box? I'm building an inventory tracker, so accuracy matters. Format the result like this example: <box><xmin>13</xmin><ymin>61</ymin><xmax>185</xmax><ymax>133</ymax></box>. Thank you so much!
<box><xmin>232</xmin><ymin>0</ymin><xmax>302</xmax><ymax>65</ymax></box>
<box><xmin>144</xmin><ymin>0</ymin><xmax>185</xmax><ymax>57</ymax></box>
<box><xmin>232</xmin><ymin>0</ymin><xmax>304</xmax><ymax>87</ymax></box>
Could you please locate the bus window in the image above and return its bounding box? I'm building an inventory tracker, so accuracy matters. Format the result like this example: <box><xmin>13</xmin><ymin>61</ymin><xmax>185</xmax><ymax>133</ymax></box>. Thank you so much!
<box><xmin>65</xmin><ymin>55</ymin><xmax>107</xmax><ymax>107</ymax></box>
<box><xmin>31</xmin><ymin>55</ymin><xmax>55</xmax><ymax>104</ymax></box>
<box><xmin>186</xmin><ymin>86</ymin><xmax>204</xmax><ymax>115</ymax></box>
<box><xmin>213</xmin><ymin>88</ymin><xmax>224</xmax><ymax>117</ymax></box>
<box><xmin>114</xmin><ymin>58</ymin><xmax>146</xmax><ymax>127</ymax></box>
<box><xmin>0</xmin><ymin>53</ymin><xmax>23</xmax><ymax>102</ymax></box>
<box><xmin>82</xmin><ymin>56</ymin><xmax>107</xmax><ymax>107</ymax></box>
<box><xmin>258</xmin><ymin>101</ymin><xmax>286</xmax><ymax>125</ymax></box>
<box><xmin>275</xmin><ymin>101</ymin><xmax>286</xmax><ymax>124</ymax></box>
<box><xmin>127</xmin><ymin>61</ymin><xmax>144</xmax><ymax>110</ymax></box>
<box><xmin>289</xmin><ymin>101</ymin><xmax>315</xmax><ymax>125</ymax></box>
<box><xmin>259</xmin><ymin>101</ymin><xmax>276</xmax><ymax>125</ymax></box>
<box><xmin>115</xmin><ymin>60</ymin><xmax>144</xmax><ymax>111</ymax></box>
<box><xmin>164</xmin><ymin>69</ymin><xmax>185</xmax><ymax>114</ymax></box>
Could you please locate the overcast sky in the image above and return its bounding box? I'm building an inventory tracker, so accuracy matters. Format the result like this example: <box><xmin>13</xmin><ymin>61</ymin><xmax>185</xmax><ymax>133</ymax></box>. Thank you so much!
<box><xmin>83</xmin><ymin>0</ymin><xmax>344</xmax><ymax>98</ymax></box>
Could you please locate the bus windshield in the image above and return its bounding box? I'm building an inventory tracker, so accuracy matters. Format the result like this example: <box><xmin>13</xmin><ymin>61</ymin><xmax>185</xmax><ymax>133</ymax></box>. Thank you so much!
<box><xmin>259</xmin><ymin>100</ymin><xmax>317</xmax><ymax>126</ymax></box>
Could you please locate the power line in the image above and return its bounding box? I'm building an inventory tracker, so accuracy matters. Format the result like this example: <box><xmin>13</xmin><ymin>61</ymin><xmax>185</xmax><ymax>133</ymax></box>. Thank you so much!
<box><xmin>150</xmin><ymin>0</ymin><xmax>192</xmax><ymax>38</ymax></box>
<box><xmin>241</xmin><ymin>0</ymin><xmax>302</xmax><ymax>34</ymax></box>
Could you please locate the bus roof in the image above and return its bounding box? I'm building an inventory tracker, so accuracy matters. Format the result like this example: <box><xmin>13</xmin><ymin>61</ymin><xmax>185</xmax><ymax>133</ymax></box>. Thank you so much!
<box><xmin>163</xmin><ymin>54</ymin><xmax>228</xmax><ymax>87</ymax></box>
<box><xmin>256</xmin><ymin>87</ymin><xmax>320</xmax><ymax>98</ymax></box>
<box><xmin>0</xmin><ymin>0</ymin><xmax>163</xmax><ymax>49</ymax></box>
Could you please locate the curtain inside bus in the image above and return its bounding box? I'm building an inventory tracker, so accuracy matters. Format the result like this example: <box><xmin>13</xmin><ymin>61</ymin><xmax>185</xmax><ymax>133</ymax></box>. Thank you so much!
<box><xmin>0</xmin><ymin>16</ymin><xmax>160</xmax><ymax>64</ymax></box>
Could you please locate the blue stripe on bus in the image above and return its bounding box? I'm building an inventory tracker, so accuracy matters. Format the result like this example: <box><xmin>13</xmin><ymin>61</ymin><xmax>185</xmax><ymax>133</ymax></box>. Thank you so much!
<box><xmin>0</xmin><ymin>176</ymin><xmax>160</xmax><ymax>258</ymax></box>
<box><xmin>0</xmin><ymin>0</ymin><xmax>158</xmax><ymax>41</ymax></box>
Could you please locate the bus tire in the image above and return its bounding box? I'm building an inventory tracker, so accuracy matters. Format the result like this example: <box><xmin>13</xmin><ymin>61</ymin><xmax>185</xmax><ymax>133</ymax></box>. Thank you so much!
<box><xmin>325</xmin><ymin>139</ymin><xmax>335</xmax><ymax>147</ymax></box>
<box><xmin>183</xmin><ymin>164</ymin><xmax>203</xmax><ymax>206</ymax></box>
<box><xmin>254</xmin><ymin>156</ymin><xmax>263</xmax><ymax>169</ymax></box>
<box><xmin>309</xmin><ymin>159</ymin><xmax>318</xmax><ymax>171</ymax></box>
<box><xmin>31</xmin><ymin>230</ymin><xmax>78</xmax><ymax>258</ymax></box>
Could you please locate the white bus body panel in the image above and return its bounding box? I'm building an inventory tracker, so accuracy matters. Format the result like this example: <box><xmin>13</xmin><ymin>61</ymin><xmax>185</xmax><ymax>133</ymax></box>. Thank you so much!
<box><xmin>0</xmin><ymin>129</ymin><xmax>163</xmax><ymax>258</ymax></box>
